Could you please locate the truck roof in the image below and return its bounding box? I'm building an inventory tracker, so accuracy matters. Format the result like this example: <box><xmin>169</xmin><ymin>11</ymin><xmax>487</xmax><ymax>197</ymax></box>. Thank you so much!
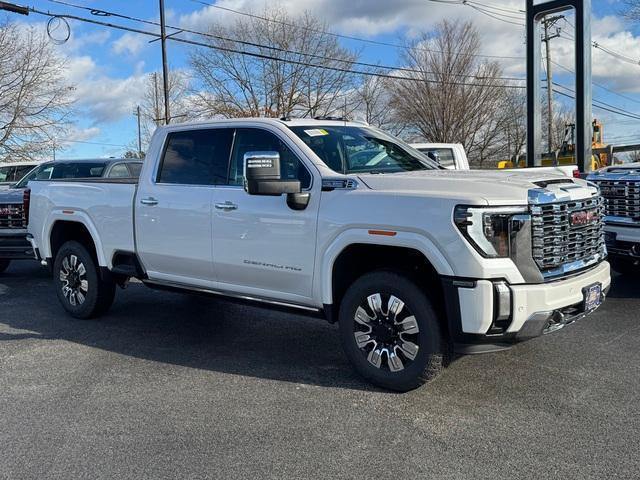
<box><xmin>156</xmin><ymin>117</ymin><xmax>370</xmax><ymax>134</ymax></box>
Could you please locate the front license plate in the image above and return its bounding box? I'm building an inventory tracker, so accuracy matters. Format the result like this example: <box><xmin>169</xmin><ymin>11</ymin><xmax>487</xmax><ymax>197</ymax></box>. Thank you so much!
<box><xmin>583</xmin><ymin>283</ymin><xmax>602</xmax><ymax>311</ymax></box>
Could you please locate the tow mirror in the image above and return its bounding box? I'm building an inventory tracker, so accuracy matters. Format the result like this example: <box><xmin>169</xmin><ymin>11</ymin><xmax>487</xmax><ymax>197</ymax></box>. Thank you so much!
<box><xmin>243</xmin><ymin>151</ymin><xmax>301</xmax><ymax>196</ymax></box>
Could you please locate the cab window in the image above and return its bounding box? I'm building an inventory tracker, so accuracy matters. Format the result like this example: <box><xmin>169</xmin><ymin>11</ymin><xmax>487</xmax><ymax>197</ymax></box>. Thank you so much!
<box><xmin>158</xmin><ymin>129</ymin><xmax>233</xmax><ymax>185</ymax></box>
<box><xmin>228</xmin><ymin>128</ymin><xmax>311</xmax><ymax>188</ymax></box>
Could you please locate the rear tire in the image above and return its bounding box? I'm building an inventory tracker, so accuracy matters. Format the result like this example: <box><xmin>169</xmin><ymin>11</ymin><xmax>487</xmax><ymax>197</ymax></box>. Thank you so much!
<box><xmin>53</xmin><ymin>241</ymin><xmax>115</xmax><ymax>319</ymax></box>
<box><xmin>609</xmin><ymin>257</ymin><xmax>640</xmax><ymax>276</ymax></box>
<box><xmin>338</xmin><ymin>271</ymin><xmax>444</xmax><ymax>392</ymax></box>
<box><xmin>0</xmin><ymin>259</ymin><xmax>10</xmax><ymax>274</ymax></box>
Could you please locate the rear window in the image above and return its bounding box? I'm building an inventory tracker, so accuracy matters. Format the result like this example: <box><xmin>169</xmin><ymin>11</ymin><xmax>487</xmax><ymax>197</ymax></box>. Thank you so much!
<box><xmin>50</xmin><ymin>163</ymin><xmax>106</xmax><ymax>179</ymax></box>
<box><xmin>0</xmin><ymin>166</ymin><xmax>11</xmax><ymax>182</ymax></box>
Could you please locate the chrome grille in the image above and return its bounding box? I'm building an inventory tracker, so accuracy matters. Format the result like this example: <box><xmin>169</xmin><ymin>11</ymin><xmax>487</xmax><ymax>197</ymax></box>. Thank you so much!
<box><xmin>531</xmin><ymin>196</ymin><xmax>606</xmax><ymax>278</ymax></box>
<box><xmin>595</xmin><ymin>180</ymin><xmax>640</xmax><ymax>220</ymax></box>
<box><xmin>0</xmin><ymin>203</ymin><xmax>26</xmax><ymax>229</ymax></box>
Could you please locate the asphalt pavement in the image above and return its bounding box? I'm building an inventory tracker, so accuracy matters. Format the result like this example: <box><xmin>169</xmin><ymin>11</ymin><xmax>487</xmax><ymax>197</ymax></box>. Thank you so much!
<box><xmin>0</xmin><ymin>260</ymin><xmax>638</xmax><ymax>479</ymax></box>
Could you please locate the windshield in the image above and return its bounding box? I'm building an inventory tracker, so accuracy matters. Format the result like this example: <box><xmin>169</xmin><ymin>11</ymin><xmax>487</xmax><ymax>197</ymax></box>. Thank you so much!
<box><xmin>288</xmin><ymin>125</ymin><xmax>438</xmax><ymax>174</ymax></box>
<box><xmin>14</xmin><ymin>162</ymin><xmax>106</xmax><ymax>188</ymax></box>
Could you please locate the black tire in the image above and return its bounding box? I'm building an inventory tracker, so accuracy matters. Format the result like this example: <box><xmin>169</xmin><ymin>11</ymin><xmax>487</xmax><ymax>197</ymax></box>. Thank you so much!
<box><xmin>0</xmin><ymin>259</ymin><xmax>10</xmax><ymax>274</ymax></box>
<box><xmin>609</xmin><ymin>257</ymin><xmax>640</xmax><ymax>276</ymax></box>
<box><xmin>339</xmin><ymin>271</ymin><xmax>444</xmax><ymax>392</ymax></box>
<box><xmin>53</xmin><ymin>241</ymin><xmax>115</xmax><ymax>319</ymax></box>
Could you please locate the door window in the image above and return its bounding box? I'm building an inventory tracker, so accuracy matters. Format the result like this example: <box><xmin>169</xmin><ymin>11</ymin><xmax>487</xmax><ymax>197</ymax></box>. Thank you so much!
<box><xmin>158</xmin><ymin>129</ymin><xmax>233</xmax><ymax>185</ymax></box>
<box><xmin>228</xmin><ymin>128</ymin><xmax>311</xmax><ymax>188</ymax></box>
<box><xmin>107</xmin><ymin>163</ymin><xmax>132</xmax><ymax>178</ymax></box>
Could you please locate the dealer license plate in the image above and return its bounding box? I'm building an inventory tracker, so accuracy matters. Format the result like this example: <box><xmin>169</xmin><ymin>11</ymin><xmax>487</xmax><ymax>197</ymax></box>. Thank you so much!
<box><xmin>583</xmin><ymin>283</ymin><xmax>602</xmax><ymax>311</ymax></box>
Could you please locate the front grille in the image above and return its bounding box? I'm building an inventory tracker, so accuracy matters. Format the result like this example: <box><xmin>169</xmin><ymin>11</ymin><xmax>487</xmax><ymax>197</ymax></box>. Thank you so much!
<box><xmin>595</xmin><ymin>180</ymin><xmax>640</xmax><ymax>220</ymax></box>
<box><xmin>0</xmin><ymin>203</ymin><xmax>26</xmax><ymax>229</ymax></box>
<box><xmin>531</xmin><ymin>196</ymin><xmax>606</xmax><ymax>278</ymax></box>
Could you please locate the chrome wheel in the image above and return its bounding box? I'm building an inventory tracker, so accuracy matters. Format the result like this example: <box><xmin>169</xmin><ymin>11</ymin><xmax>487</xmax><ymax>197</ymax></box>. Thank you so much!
<box><xmin>353</xmin><ymin>293</ymin><xmax>420</xmax><ymax>372</ymax></box>
<box><xmin>59</xmin><ymin>254</ymin><xmax>88</xmax><ymax>306</ymax></box>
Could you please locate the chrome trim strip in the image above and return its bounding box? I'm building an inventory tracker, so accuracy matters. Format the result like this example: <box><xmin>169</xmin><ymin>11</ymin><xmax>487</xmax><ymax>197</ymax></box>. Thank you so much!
<box><xmin>142</xmin><ymin>279</ymin><xmax>321</xmax><ymax>313</ymax></box>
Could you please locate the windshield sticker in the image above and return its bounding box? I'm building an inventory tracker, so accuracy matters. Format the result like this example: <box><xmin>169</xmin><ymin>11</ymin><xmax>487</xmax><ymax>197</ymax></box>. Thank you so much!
<box><xmin>304</xmin><ymin>128</ymin><xmax>329</xmax><ymax>137</ymax></box>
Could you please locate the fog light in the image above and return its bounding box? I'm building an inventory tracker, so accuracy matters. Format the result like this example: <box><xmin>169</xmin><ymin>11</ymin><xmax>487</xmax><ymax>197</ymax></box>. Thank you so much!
<box><xmin>494</xmin><ymin>281</ymin><xmax>511</xmax><ymax>321</ymax></box>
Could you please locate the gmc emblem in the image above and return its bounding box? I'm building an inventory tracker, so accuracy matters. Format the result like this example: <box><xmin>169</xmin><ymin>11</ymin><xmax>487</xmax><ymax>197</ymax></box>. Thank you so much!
<box><xmin>570</xmin><ymin>209</ymin><xmax>598</xmax><ymax>227</ymax></box>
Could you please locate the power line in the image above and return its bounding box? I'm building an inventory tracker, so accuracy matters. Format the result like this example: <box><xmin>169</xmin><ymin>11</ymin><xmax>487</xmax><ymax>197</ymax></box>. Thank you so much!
<box><xmin>48</xmin><ymin>0</ymin><xmax>528</xmax><ymax>82</ymax></box>
<box><xmin>188</xmin><ymin>0</ymin><xmax>527</xmax><ymax>60</ymax></box>
<box><xmin>9</xmin><ymin>2</ymin><xmax>640</xmax><ymax>122</ymax></box>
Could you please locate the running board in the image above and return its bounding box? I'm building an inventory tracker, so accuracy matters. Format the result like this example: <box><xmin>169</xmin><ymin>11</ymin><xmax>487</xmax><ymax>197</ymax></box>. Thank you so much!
<box><xmin>142</xmin><ymin>279</ymin><xmax>323</xmax><ymax>315</ymax></box>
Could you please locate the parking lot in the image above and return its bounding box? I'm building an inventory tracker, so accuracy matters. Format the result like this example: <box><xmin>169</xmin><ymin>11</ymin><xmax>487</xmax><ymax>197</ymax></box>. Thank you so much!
<box><xmin>0</xmin><ymin>260</ymin><xmax>638</xmax><ymax>479</ymax></box>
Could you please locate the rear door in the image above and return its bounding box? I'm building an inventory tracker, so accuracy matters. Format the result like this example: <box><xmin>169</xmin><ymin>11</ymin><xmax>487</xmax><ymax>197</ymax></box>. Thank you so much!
<box><xmin>135</xmin><ymin>128</ymin><xmax>234</xmax><ymax>284</ymax></box>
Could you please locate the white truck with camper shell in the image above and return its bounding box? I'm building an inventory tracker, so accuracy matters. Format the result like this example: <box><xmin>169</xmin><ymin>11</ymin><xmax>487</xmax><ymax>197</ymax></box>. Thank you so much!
<box><xmin>588</xmin><ymin>162</ymin><xmax>640</xmax><ymax>275</ymax></box>
<box><xmin>26</xmin><ymin>118</ymin><xmax>610</xmax><ymax>391</ymax></box>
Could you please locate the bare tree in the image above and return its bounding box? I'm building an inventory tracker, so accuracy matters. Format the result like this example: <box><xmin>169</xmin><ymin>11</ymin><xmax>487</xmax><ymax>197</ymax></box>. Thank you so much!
<box><xmin>351</xmin><ymin>74</ymin><xmax>410</xmax><ymax>136</ymax></box>
<box><xmin>386</xmin><ymin>20</ymin><xmax>507</xmax><ymax>165</ymax></box>
<box><xmin>622</xmin><ymin>0</ymin><xmax>640</xmax><ymax>21</ymax></box>
<box><xmin>0</xmin><ymin>21</ymin><xmax>74</xmax><ymax>162</ymax></box>
<box><xmin>189</xmin><ymin>8</ymin><xmax>358</xmax><ymax>119</ymax></box>
<box><xmin>139</xmin><ymin>69</ymin><xmax>191</xmax><ymax>149</ymax></box>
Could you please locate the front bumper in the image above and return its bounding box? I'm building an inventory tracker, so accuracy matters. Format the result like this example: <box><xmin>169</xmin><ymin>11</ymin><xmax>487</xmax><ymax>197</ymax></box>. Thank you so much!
<box><xmin>603</xmin><ymin>224</ymin><xmax>640</xmax><ymax>261</ymax></box>
<box><xmin>442</xmin><ymin>261</ymin><xmax>611</xmax><ymax>354</ymax></box>
<box><xmin>0</xmin><ymin>231</ymin><xmax>35</xmax><ymax>260</ymax></box>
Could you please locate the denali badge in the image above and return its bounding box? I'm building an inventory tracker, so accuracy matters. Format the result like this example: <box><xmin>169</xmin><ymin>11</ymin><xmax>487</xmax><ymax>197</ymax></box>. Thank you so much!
<box><xmin>570</xmin><ymin>209</ymin><xmax>598</xmax><ymax>227</ymax></box>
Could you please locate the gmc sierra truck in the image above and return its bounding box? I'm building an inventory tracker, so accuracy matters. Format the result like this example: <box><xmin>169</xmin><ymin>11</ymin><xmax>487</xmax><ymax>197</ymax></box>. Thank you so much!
<box><xmin>588</xmin><ymin>163</ymin><xmax>640</xmax><ymax>275</ymax></box>
<box><xmin>26</xmin><ymin>118</ymin><xmax>610</xmax><ymax>391</ymax></box>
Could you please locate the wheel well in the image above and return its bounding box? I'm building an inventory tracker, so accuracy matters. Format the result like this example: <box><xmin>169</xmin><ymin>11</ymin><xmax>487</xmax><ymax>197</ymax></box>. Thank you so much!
<box><xmin>50</xmin><ymin>221</ymin><xmax>98</xmax><ymax>264</ymax></box>
<box><xmin>330</xmin><ymin>244</ymin><xmax>446</xmax><ymax>328</ymax></box>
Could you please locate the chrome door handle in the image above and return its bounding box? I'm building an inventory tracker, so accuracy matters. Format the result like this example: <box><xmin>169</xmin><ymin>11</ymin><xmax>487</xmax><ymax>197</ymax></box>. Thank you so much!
<box><xmin>215</xmin><ymin>201</ymin><xmax>238</xmax><ymax>211</ymax></box>
<box><xmin>140</xmin><ymin>197</ymin><xmax>158</xmax><ymax>206</ymax></box>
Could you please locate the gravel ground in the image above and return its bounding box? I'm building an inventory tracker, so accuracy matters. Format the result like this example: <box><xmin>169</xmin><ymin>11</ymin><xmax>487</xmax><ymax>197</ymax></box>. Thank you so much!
<box><xmin>0</xmin><ymin>260</ymin><xmax>638</xmax><ymax>479</ymax></box>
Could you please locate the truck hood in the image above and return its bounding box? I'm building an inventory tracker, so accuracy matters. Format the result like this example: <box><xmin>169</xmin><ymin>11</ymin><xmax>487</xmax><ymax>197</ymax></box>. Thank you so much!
<box><xmin>0</xmin><ymin>187</ymin><xmax>25</xmax><ymax>204</ymax></box>
<box><xmin>356</xmin><ymin>169</ymin><xmax>591</xmax><ymax>205</ymax></box>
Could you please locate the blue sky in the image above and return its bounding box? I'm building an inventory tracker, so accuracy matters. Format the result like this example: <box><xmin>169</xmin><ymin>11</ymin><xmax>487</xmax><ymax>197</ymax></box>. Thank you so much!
<box><xmin>12</xmin><ymin>0</ymin><xmax>640</xmax><ymax>158</ymax></box>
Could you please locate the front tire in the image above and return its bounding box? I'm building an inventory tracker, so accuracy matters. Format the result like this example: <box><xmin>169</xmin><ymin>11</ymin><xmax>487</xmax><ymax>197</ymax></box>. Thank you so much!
<box><xmin>339</xmin><ymin>271</ymin><xmax>444</xmax><ymax>392</ymax></box>
<box><xmin>0</xmin><ymin>259</ymin><xmax>10</xmax><ymax>274</ymax></box>
<box><xmin>53</xmin><ymin>241</ymin><xmax>115</xmax><ymax>319</ymax></box>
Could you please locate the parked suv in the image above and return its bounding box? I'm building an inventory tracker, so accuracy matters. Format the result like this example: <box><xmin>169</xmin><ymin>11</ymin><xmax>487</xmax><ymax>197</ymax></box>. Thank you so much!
<box><xmin>0</xmin><ymin>158</ymin><xmax>142</xmax><ymax>274</ymax></box>
<box><xmin>26</xmin><ymin>119</ymin><xmax>610</xmax><ymax>391</ymax></box>
<box><xmin>588</xmin><ymin>163</ymin><xmax>640</xmax><ymax>274</ymax></box>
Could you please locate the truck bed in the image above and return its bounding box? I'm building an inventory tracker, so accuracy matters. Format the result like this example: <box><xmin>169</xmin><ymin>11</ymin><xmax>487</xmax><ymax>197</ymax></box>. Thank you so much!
<box><xmin>28</xmin><ymin>179</ymin><xmax>138</xmax><ymax>267</ymax></box>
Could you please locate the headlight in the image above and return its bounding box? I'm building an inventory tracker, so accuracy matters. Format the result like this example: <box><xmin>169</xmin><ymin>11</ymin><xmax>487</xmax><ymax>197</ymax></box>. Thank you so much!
<box><xmin>454</xmin><ymin>206</ymin><xmax>529</xmax><ymax>258</ymax></box>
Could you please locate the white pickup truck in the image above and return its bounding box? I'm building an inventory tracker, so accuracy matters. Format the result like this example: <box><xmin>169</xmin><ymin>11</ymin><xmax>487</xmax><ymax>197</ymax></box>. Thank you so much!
<box><xmin>26</xmin><ymin>118</ymin><xmax>610</xmax><ymax>391</ymax></box>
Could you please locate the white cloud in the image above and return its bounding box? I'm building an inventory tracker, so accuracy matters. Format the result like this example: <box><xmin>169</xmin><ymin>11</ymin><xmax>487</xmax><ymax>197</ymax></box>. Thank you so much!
<box><xmin>66</xmin><ymin>127</ymin><xmax>101</xmax><ymax>142</ymax></box>
<box><xmin>112</xmin><ymin>32</ymin><xmax>147</xmax><ymax>57</ymax></box>
<box><xmin>63</xmin><ymin>56</ymin><xmax>147</xmax><ymax>123</ymax></box>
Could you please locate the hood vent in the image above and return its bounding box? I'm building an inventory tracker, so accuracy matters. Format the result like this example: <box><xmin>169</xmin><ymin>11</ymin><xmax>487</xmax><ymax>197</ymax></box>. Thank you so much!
<box><xmin>533</xmin><ymin>179</ymin><xmax>575</xmax><ymax>189</ymax></box>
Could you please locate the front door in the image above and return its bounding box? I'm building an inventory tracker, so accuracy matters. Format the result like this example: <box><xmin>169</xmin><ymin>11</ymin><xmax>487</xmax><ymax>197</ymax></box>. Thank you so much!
<box><xmin>212</xmin><ymin>128</ymin><xmax>319</xmax><ymax>301</ymax></box>
<box><xmin>135</xmin><ymin>127</ymin><xmax>234</xmax><ymax>284</ymax></box>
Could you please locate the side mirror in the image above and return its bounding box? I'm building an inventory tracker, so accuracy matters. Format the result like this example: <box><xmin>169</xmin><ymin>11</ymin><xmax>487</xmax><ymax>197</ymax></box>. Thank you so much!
<box><xmin>243</xmin><ymin>151</ymin><xmax>301</xmax><ymax>196</ymax></box>
<box><xmin>427</xmin><ymin>151</ymin><xmax>440</xmax><ymax>164</ymax></box>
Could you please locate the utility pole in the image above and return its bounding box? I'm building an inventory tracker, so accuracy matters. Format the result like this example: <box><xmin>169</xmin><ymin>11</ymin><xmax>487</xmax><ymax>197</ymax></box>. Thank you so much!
<box><xmin>159</xmin><ymin>0</ymin><xmax>171</xmax><ymax>125</ymax></box>
<box><xmin>542</xmin><ymin>15</ymin><xmax>563</xmax><ymax>154</ymax></box>
<box><xmin>134</xmin><ymin>105</ymin><xmax>142</xmax><ymax>157</ymax></box>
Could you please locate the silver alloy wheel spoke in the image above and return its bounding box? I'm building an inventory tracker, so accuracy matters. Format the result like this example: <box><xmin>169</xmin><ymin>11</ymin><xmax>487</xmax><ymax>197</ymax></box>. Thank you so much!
<box><xmin>80</xmin><ymin>280</ymin><xmax>89</xmax><ymax>292</ymax></box>
<box><xmin>398</xmin><ymin>315</ymin><xmax>419</xmax><ymax>335</ymax></box>
<box><xmin>397</xmin><ymin>340</ymin><xmax>419</xmax><ymax>360</ymax></box>
<box><xmin>77</xmin><ymin>263</ymin><xmax>86</xmax><ymax>276</ymax></box>
<box><xmin>388</xmin><ymin>350</ymin><xmax>404</xmax><ymax>372</ymax></box>
<box><xmin>355</xmin><ymin>332</ymin><xmax>374</xmax><ymax>348</ymax></box>
<box><xmin>367</xmin><ymin>293</ymin><xmax>382</xmax><ymax>318</ymax></box>
<box><xmin>387</xmin><ymin>295</ymin><xmax>404</xmax><ymax>321</ymax></box>
<box><xmin>367</xmin><ymin>346</ymin><xmax>383</xmax><ymax>368</ymax></box>
<box><xmin>355</xmin><ymin>306</ymin><xmax>374</xmax><ymax>328</ymax></box>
